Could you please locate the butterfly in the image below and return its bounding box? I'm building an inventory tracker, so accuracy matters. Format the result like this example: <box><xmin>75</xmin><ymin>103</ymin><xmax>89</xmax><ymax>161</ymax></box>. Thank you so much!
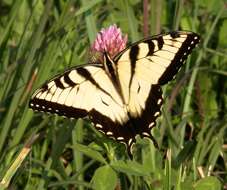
<box><xmin>29</xmin><ymin>31</ymin><xmax>200</xmax><ymax>155</ymax></box>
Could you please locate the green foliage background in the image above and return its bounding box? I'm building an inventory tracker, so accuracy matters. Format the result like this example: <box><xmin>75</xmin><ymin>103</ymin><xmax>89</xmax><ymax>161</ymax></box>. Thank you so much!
<box><xmin>0</xmin><ymin>0</ymin><xmax>227</xmax><ymax>189</ymax></box>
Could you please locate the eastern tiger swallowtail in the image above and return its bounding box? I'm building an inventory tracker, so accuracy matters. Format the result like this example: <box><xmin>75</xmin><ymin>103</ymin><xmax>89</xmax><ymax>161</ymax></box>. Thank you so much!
<box><xmin>29</xmin><ymin>31</ymin><xmax>200</xmax><ymax>155</ymax></box>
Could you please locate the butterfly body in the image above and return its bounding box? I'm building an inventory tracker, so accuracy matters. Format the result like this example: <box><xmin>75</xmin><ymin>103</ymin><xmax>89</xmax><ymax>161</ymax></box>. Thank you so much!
<box><xmin>29</xmin><ymin>31</ymin><xmax>200</xmax><ymax>153</ymax></box>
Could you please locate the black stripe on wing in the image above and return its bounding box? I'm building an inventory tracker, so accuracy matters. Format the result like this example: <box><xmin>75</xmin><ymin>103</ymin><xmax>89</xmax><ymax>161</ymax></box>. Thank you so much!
<box><xmin>157</xmin><ymin>36</ymin><xmax>164</xmax><ymax>49</ymax></box>
<box><xmin>144</xmin><ymin>40</ymin><xmax>155</xmax><ymax>56</ymax></box>
<box><xmin>30</xmin><ymin>98</ymin><xmax>88</xmax><ymax>118</ymax></box>
<box><xmin>76</xmin><ymin>67</ymin><xmax>112</xmax><ymax>96</ymax></box>
<box><xmin>64</xmin><ymin>74</ymin><xmax>77</xmax><ymax>86</ymax></box>
<box><xmin>54</xmin><ymin>78</ymin><xmax>65</xmax><ymax>89</ymax></box>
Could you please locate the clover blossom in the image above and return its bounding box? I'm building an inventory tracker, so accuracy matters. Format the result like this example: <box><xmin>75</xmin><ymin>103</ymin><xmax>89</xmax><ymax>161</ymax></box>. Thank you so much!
<box><xmin>90</xmin><ymin>24</ymin><xmax>128</xmax><ymax>62</ymax></box>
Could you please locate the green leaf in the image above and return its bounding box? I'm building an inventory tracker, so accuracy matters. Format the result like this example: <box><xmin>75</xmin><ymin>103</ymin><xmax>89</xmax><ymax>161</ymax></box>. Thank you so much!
<box><xmin>111</xmin><ymin>160</ymin><xmax>150</xmax><ymax>176</ymax></box>
<box><xmin>197</xmin><ymin>0</ymin><xmax>223</xmax><ymax>13</ymax></box>
<box><xmin>194</xmin><ymin>177</ymin><xmax>221</xmax><ymax>190</ymax></box>
<box><xmin>75</xmin><ymin>0</ymin><xmax>103</xmax><ymax>17</ymax></box>
<box><xmin>173</xmin><ymin>141</ymin><xmax>197</xmax><ymax>168</ymax></box>
<box><xmin>81</xmin><ymin>0</ymin><xmax>98</xmax><ymax>43</ymax></box>
<box><xmin>91</xmin><ymin>165</ymin><xmax>117</xmax><ymax>190</ymax></box>
<box><xmin>219</xmin><ymin>20</ymin><xmax>227</xmax><ymax>47</ymax></box>
<box><xmin>180</xmin><ymin>177</ymin><xmax>194</xmax><ymax>190</ymax></box>
<box><xmin>73</xmin><ymin>143</ymin><xmax>107</xmax><ymax>164</ymax></box>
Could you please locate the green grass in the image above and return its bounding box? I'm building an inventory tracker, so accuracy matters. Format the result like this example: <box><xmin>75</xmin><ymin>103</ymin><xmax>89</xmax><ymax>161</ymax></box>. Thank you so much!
<box><xmin>0</xmin><ymin>0</ymin><xmax>227</xmax><ymax>189</ymax></box>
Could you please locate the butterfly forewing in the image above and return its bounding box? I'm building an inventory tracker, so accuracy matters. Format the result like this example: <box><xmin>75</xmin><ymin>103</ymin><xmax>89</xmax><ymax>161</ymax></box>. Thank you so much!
<box><xmin>29</xmin><ymin>64</ymin><xmax>128</xmax><ymax>125</ymax></box>
<box><xmin>116</xmin><ymin>31</ymin><xmax>200</xmax><ymax>87</ymax></box>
